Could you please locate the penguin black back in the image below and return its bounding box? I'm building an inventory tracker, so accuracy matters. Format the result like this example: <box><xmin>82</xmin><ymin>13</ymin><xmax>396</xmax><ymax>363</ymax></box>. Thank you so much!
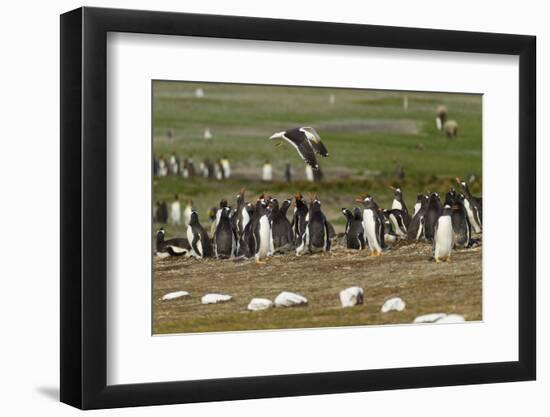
<box><xmin>215</xmin><ymin>206</ymin><xmax>237</xmax><ymax>258</ymax></box>
<box><xmin>292</xmin><ymin>193</ymin><xmax>309</xmax><ymax>246</ymax></box>
<box><xmin>269</xmin><ymin>198</ymin><xmax>294</xmax><ymax>253</ymax></box>
<box><xmin>188</xmin><ymin>211</ymin><xmax>213</xmax><ymax>258</ymax></box>
<box><xmin>424</xmin><ymin>192</ymin><xmax>442</xmax><ymax>241</ymax></box>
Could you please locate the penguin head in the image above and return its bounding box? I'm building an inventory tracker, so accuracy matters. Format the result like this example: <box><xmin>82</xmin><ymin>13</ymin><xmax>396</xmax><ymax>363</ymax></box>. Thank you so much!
<box><xmin>189</xmin><ymin>211</ymin><xmax>199</xmax><ymax>225</ymax></box>
<box><xmin>156</xmin><ymin>228</ymin><xmax>165</xmax><ymax>244</ymax></box>
<box><xmin>220</xmin><ymin>206</ymin><xmax>232</xmax><ymax>218</ymax></box>
<box><xmin>341</xmin><ymin>208</ymin><xmax>353</xmax><ymax>221</ymax></box>
<box><xmin>310</xmin><ymin>198</ymin><xmax>321</xmax><ymax>211</ymax></box>
<box><xmin>219</xmin><ymin>199</ymin><xmax>228</xmax><ymax>208</ymax></box>
<box><xmin>442</xmin><ymin>204</ymin><xmax>453</xmax><ymax>215</ymax></box>
<box><xmin>269</xmin><ymin>198</ymin><xmax>279</xmax><ymax>211</ymax></box>
<box><xmin>445</xmin><ymin>188</ymin><xmax>457</xmax><ymax>206</ymax></box>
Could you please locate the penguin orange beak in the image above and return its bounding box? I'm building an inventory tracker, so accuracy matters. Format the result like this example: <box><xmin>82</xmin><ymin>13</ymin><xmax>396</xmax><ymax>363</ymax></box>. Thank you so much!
<box><xmin>455</xmin><ymin>177</ymin><xmax>461</xmax><ymax>184</ymax></box>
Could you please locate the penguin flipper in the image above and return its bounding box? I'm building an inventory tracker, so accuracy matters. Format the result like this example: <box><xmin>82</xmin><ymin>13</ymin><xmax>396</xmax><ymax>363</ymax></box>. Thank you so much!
<box><xmin>191</xmin><ymin>234</ymin><xmax>202</xmax><ymax>258</ymax></box>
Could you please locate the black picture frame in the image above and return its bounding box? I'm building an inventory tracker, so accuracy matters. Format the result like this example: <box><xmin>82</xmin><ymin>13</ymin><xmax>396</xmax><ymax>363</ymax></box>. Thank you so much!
<box><xmin>60</xmin><ymin>6</ymin><xmax>536</xmax><ymax>410</ymax></box>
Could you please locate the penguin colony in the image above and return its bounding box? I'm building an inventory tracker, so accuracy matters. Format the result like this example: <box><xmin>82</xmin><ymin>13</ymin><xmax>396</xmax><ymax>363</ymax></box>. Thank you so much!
<box><xmin>156</xmin><ymin>178</ymin><xmax>481</xmax><ymax>264</ymax></box>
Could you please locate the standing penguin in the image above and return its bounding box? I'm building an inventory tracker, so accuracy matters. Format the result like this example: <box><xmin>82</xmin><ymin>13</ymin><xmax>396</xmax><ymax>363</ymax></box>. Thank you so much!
<box><xmin>342</xmin><ymin>208</ymin><xmax>365</xmax><ymax>250</ymax></box>
<box><xmin>280</xmin><ymin>198</ymin><xmax>292</xmax><ymax>218</ymax></box>
<box><xmin>231</xmin><ymin>188</ymin><xmax>247</xmax><ymax>239</ymax></box>
<box><xmin>433</xmin><ymin>204</ymin><xmax>454</xmax><ymax>262</ymax></box>
<box><xmin>186</xmin><ymin>211</ymin><xmax>213</xmax><ymax>259</ymax></box>
<box><xmin>292</xmin><ymin>193</ymin><xmax>309</xmax><ymax>248</ymax></box>
<box><xmin>170</xmin><ymin>194</ymin><xmax>182</xmax><ymax>226</ymax></box>
<box><xmin>390</xmin><ymin>187</ymin><xmax>408</xmax><ymax>212</ymax></box>
<box><xmin>212</xmin><ymin>199</ymin><xmax>229</xmax><ymax>236</ymax></box>
<box><xmin>407</xmin><ymin>194</ymin><xmax>429</xmax><ymax>240</ymax></box>
<box><xmin>252</xmin><ymin>198</ymin><xmax>273</xmax><ymax>263</ymax></box>
<box><xmin>214</xmin><ymin>206</ymin><xmax>237</xmax><ymax>259</ymax></box>
<box><xmin>296</xmin><ymin>198</ymin><xmax>331</xmax><ymax>255</ymax></box>
<box><xmin>456</xmin><ymin>178</ymin><xmax>482</xmax><ymax>233</ymax></box>
<box><xmin>424</xmin><ymin>192</ymin><xmax>442</xmax><ymax>241</ymax></box>
<box><xmin>412</xmin><ymin>194</ymin><xmax>425</xmax><ymax>217</ymax></box>
<box><xmin>357</xmin><ymin>195</ymin><xmax>385</xmax><ymax>256</ymax></box>
<box><xmin>451</xmin><ymin>193</ymin><xmax>472</xmax><ymax>248</ymax></box>
<box><xmin>269</xmin><ymin>198</ymin><xmax>294</xmax><ymax>254</ymax></box>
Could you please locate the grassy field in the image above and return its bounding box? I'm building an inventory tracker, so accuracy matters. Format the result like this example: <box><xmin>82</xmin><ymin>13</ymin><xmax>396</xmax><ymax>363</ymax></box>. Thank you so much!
<box><xmin>152</xmin><ymin>81</ymin><xmax>482</xmax><ymax>334</ymax></box>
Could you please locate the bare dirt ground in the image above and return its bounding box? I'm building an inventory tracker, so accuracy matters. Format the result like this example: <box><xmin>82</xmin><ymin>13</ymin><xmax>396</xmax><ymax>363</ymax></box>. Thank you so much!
<box><xmin>153</xmin><ymin>239</ymin><xmax>482</xmax><ymax>334</ymax></box>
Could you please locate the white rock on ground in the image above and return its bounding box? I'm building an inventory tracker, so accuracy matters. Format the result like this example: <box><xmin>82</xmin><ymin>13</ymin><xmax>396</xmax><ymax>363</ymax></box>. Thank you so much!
<box><xmin>339</xmin><ymin>287</ymin><xmax>364</xmax><ymax>308</ymax></box>
<box><xmin>201</xmin><ymin>293</ymin><xmax>232</xmax><ymax>305</ymax></box>
<box><xmin>381</xmin><ymin>297</ymin><xmax>406</xmax><ymax>313</ymax></box>
<box><xmin>413</xmin><ymin>313</ymin><xmax>447</xmax><ymax>323</ymax></box>
<box><xmin>247</xmin><ymin>298</ymin><xmax>274</xmax><ymax>311</ymax></box>
<box><xmin>436</xmin><ymin>314</ymin><xmax>465</xmax><ymax>323</ymax></box>
<box><xmin>161</xmin><ymin>291</ymin><xmax>190</xmax><ymax>301</ymax></box>
<box><xmin>274</xmin><ymin>291</ymin><xmax>308</xmax><ymax>308</ymax></box>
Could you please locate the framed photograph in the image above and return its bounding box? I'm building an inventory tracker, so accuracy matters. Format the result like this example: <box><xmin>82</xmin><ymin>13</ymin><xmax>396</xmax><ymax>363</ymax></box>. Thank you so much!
<box><xmin>60</xmin><ymin>7</ymin><xmax>536</xmax><ymax>409</ymax></box>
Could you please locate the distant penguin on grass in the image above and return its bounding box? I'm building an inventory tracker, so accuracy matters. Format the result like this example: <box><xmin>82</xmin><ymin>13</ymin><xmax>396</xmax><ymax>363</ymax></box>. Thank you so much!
<box><xmin>214</xmin><ymin>206</ymin><xmax>238</xmax><ymax>259</ymax></box>
<box><xmin>407</xmin><ymin>194</ymin><xmax>429</xmax><ymax>241</ymax></box>
<box><xmin>342</xmin><ymin>208</ymin><xmax>365</xmax><ymax>250</ymax></box>
<box><xmin>433</xmin><ymin>205</ymin><xmax>455</xmax><ymax>262</ymax></box>
<box><xmin>156</xmin><ymin>228</ymin><xmax>191</xmax><ymax>257</ymax></box>
<box><xmin>357</xmin><ymin>195</ymin><xmax>385</xmax><ymax>256</ymax></box>
<box><xmin>269</xmin><ymin>198</ymin><xmax>294</xmax><ymax>254</ymax></box>
<box><xmin>170</xmin><ymin>194</ymin><xmax>182</xmax><ymax>226</ymax></box>
<box><xmin>296</xmin><ymin>198</ymin><xmax>331</xmax><ymax>255</ymax></box>
<box><xmin>456</xmin><ymin>177</ymin><xmax>482</xmax><ymax>233</ymax></box>
<box><xmin>186</xmin><ymin>211</ymin><xmax>213</xmax><ymax>259</ymax></box>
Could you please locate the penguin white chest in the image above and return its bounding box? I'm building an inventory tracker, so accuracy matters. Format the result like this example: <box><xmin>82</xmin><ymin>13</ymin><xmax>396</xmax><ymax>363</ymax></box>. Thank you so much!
<box><xmin>363</xmin><ymin>209</ymin><xmax>381</xmax><ymax>252</ymax></box>
<box><xmin>463</xmin><ymin>199</ymin><xmax>481</xmax><ymax>233</ymax></box>
<box><xmin>434</xmin><ymin>216</ymin><xmax>453</xmax><ymax>260</ymax></box>
<box><xmin>413</xmin><ymin>202</ymin><xmax>421</xmax><ymax>217</ymax></box>
<box><xmin>241</xmin><ymin>207</ymin><xmax>250</xmax><ymax>230</ymax></box>
<box><xmin>258</xmin><ymin>215</ymin><xmax>272</xmax><ymax>257</ymax></box>
<box><xmin>391</xmin><ymin>199</ymin><xmax>402</xmax><ymax>210</ymax></box>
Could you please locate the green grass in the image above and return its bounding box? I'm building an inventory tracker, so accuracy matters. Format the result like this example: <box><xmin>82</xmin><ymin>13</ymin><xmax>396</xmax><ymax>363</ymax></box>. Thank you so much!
<box><xmin>153</xmin><ymin>81</ymin><xmax>481</xmax><ymax>237</ymax></box>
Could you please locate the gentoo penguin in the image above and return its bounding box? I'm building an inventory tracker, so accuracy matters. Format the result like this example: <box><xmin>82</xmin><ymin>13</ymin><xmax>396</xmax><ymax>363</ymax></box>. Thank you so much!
<box><xmin>341</xmin><ymin>208</ymin><xmax>365</xmax><ymax>250</ymax></box>
<box><xmin>456</xmin><ymin>178</ymin><xmax>482</xmax><ymax>233</ymax></box>
<box><xmin>296</xmin><ymin>198</ymin><xmax>331</xmax><ymax>255</ymax></box>
<box><xmin>230</xmin><ymin>188</ymin><xmax>247</xmax><ymax>239</ymax></box>
<box><xmin>186</xmin><ymin>211</ymin><xmax>213</xmax><ymax>259</ymax></box>
<box><xmin>412</xmin><ymin>194</ymin><xmax>425</xmax><ymax>217</ymax></box>
<box><xmin>280</xmin><ymin>198</ymin><xmax>292</xmax><ymax>218</ymax></box>
<box><xmin>451</xmin><ymin>193</ymin><xmax>472</xmax><ymax>248</ymax></box>
<box><xmin>269</xmin><ymin>127</ymin><xmax>328</xmax><ymax>170</ymax></box>
<box><xmin>284</xmin><ymin>163</ymin><xmax>293</xmax><ymax>182</ymax></box>
<box><xmin>269</xmin><ymin>198</ymin><xmax>294</xmax><ymax>254</ymax></box>
<box><xmin>170</xmin><ymin>194</ymin><xmax>182</xmax><ymax>226</ymax></box>
<box><xmin>382</xmin><ymin>211</ymin><xmax>398</xmax><ymax>244</ymax></box>
<box><xmin>220</xmin><ymin>156</ymin><xmax>231</xmax><ymax>179</ymax></box>
<box><xmin>407</xmin><ymin>194</ymin><xmax>429</xmax><ymax>240</ymax></box>
<box><xmin>292</xmin><ymin>193</ymin><xmax>309</xmax><ymax>248</ymax></box>
<box><xmin>211</xmin><ymin>199</ymin><xmax>229</xmax><ymax>236</ymax></box>
<box><xmin>237</xmin><ymin>202</ymin><xmax>256</xmax><ymax>258</ymax></box>
<box><xmin>444</xmin><ymin>120</ymin><xmax>458</xmax><ymax>138</ymax></box>
<box><xmin>433</xmin><ymin>204</ymin><xmax>454</xmax><ymax>262</ymax></box>
<box><xmin>252</xmin><ymin>198</ymin><xmax>273</xmax><ymax>263</ymax></box>
<box><xmin>156</xmin><ymin>228</ymin><xmax>191</xmax><ymax>257</ymax></box>
<box><xmin>262</xmin><ymin>160</ymin><xmax>273</xmax><ymax>182</ymax></box>
<box><xmin>390</xmin><ymin>187</ymin><xmax>408</xmax><ymax>212</ymax></box>
<box><xmin>357</xmin><ymin>195</ymin><xmax>385</xmax><ymax>256</ymax></box>
<box><xmin>385</xmin><ymin>209</ymin><xmax>408</xmax><ymax>239</ymax></box>
<box><xmin>424</xmin><ymin>192</ymin><xmax>442</xmax><ymax>241</ymax></box>
<box><xmin>214</xmin><ymin>206</ymin><xmax>237</xmax><ymax>259</ymax></box>
<box><xmin>305</xmin><ymin>164</ymin><xmax>314</xmax><ymax>182</ymax></box>
<box><xmin>435</xmin><ymin>105</ymin><xmax>448</xmax><ymax>131</ymax></box>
